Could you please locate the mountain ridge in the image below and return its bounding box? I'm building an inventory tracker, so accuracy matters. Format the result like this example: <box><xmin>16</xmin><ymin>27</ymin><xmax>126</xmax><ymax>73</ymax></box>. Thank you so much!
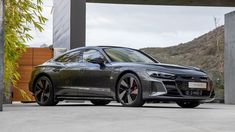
<box><xmin>141</xmin><ymin>26</ymin><xmax>224</xmax><ymax>98</ymax></box>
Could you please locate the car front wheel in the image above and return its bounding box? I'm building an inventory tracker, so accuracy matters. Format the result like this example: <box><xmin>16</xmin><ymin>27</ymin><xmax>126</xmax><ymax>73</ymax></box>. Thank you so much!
<box><xmin>34</xmin><ymin>76</ymin><xmax>58</xmax><ymax>106</ymax></box>
<box><xmin>117</xmin><ymin>73</ymin><xmax>145</xmax><ymax>107</ymax></box>
<box><xmin>176</xmin><ymin>101</ymin><xmax>200</xmax><ymax>108</ymax></box>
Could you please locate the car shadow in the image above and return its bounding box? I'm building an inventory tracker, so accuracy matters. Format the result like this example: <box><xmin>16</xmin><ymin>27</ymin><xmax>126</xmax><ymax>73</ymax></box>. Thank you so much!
<box><xmin>55</xmin><ymin>103</ymin><xmax>213</xmax><ymax>109</ymax></box>
<box><xmin>7</xmin><ymin>102</ymin><xmax>214</xmax><ymax>109</ymax></box>
<box><xmin>141</xmin><ymin>105</ymin><xmax>213</xmax><ymax>109</ymax></box>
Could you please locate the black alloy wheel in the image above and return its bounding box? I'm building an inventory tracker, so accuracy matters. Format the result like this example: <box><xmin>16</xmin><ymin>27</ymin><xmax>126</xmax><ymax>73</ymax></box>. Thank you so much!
<box><xmin>90</xmin><ymin>100</ymin><xmax>111</xmax><ymax>106</ymax></box>
<box><xmin>176</xmin><ymin>101</ymin><xmax>200</xmax><ymax>108</ymax></box>
<box><xmin>34</xmin><ymin>76</ymin><xmax>58</xmax><ymax>106</ymax></box>
<box><xmin>117</xmin><ymin>73</ymin><xmax>145</xmax><ymax>107</ymax></box>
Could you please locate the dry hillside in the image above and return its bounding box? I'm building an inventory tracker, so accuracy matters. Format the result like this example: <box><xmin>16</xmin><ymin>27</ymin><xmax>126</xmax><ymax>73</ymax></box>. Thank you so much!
<box><xmin>141</xmin><ymin>26</ymin><xmax>224</xmax><ymax>99</ymax></box>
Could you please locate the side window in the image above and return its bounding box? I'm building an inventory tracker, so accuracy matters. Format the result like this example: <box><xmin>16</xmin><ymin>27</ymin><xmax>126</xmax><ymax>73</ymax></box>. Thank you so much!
<box><xmin>55</xmin><ymin>51</ymin><xmax>81</xmax><ymax>63</ymax></box>
<box><xmin>82</xmin><ymin>49</ymin><xmax>104</xmax><ymax>63</ymax></box>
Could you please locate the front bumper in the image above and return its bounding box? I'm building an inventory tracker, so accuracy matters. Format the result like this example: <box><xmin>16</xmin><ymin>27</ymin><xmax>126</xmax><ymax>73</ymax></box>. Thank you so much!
<box><xmin>143</xmin><ymin>75</ymin><xmax>215</xmax><ymax>102</ymax></box>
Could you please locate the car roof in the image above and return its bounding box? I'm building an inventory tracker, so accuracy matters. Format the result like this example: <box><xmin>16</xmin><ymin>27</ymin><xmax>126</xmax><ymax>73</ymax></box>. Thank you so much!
<box><xmin>70</xmin><ymin>46</ymin><xmax>138</xmax><ymax>51</ymax></box>
<box><xmin>53</xmin><ymin>45</ymin><xmax>159</xmax><ymax>63</ymax></box>
<box><xmin>97</xmin><ymin>46</ymin><xmax>135</xmax><ymax>49</ymax></box>
<box><xmin>54</xmin><ymin>46</ymin><xmax>137</xmax><ymax>58</ymax></box>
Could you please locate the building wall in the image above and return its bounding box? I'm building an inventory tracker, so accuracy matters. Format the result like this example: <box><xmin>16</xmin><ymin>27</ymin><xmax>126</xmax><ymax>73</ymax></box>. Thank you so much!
<box><xmin>12</xmin><ymin>48</ymin><xmax>53</xmax><ymax>102</ymax></box>
<box><xmin>225</xmin><ymin>11</ymin><xmax>235</xmax><ymax>104</ymax></box>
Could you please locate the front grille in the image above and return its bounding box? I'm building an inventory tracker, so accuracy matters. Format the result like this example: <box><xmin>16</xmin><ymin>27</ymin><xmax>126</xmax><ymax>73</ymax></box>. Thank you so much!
<box><xmin>163</xmin><ymin>81</ymin><xmax>181</xmax><ymax>96</ymax></box>
<box><xmin>176</xmin><ymin>81</ymin><xmax>210</xmax><ymax>97</ymax></box>
<box><xmin>182</xmin><ymin>90</ymin><xmax>202</xmax><ymax>96</ymax></box>
<box><xmin>200</xmin><ymin>77</ymin><xmax>208</xmax><ymax>81</ymax></box>
<box><xmin>202</xmin><ymin>91</ymin><xmax>211</xmax><ymax>96</ymax></box>
<box><xmin>180</xmin><ymin>89</ymin><xmax>211</xmax><ymax>96</ymax></box>
<box><xmin>176</xmin><ymin>81</ymin><xmax>188</xmax><ymax>90</ymax></box>
<box><xmin>178</xmin><ymin>76</ymin><xmax>208</xmax><ymax>81</ymax></box>
<box><xmin>181</xmin><ymin>76</ymin><xmax>193</xmax><ymax>80</ymax></box>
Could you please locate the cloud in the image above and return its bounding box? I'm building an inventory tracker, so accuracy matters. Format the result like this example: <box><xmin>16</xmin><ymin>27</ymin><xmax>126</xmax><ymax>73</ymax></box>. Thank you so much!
<box><xmin>86</xmin><ymin>4</ymin><xmax>234</xmax><ymax>48</ymax></box>
<box><xmin>86</xmin><ymin>28</ymin><xmax>207</xmax><ymax>48</ymax></box>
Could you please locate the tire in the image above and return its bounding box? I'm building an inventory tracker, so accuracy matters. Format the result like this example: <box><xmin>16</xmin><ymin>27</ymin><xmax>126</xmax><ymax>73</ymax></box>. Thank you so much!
<box><xmin>117</xmin><ymin>73</ymin><xmax>145</xmax><ymax>107</ymax></box>
<box><xmin>176</xmin><ymin>101</ymin><xmax>200</xmax><ymax>108</ymax></box>
<box><xmin>90</xmin><ymin>100</ymin><xmax>111</xmax><ymax>106</ymax></box>
<box><xmin>34</xmin><ymin>76</ymin><xmax>59</xmax><ymax>106</ymax></box>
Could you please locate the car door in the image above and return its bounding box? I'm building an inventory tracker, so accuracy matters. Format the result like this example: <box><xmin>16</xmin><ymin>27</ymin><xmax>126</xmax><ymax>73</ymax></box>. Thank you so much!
<box><xmin>53</xmin><ymin>50</ymin><xmax>85</xmax><ymax>96</ymax></box>
<box><xmin>79</xmin><ymin>49</ymin><xmax>112</xmax><ymax>97</ymax></box>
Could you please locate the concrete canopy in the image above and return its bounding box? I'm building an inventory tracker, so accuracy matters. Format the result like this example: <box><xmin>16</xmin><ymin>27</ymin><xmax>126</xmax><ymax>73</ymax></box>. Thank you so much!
<box><xmin>87</xmin><ymin>0</ymin><xmax>235</xmax><ymax>7</ymax></box>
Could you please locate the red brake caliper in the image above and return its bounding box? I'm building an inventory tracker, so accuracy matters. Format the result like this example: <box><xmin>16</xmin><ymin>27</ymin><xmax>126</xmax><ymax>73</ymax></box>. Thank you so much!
<box><xmin>131</xmin><ymin>81</ymin><xmax>138</xmax><ymax>95</ymax></box>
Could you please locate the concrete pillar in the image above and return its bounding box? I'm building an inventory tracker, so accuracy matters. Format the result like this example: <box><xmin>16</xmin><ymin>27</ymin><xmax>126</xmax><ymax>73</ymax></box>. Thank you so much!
<box><xmin>0</xmin><ymin>0</ymin><xmax>4</xmax><ymax>111</ymax></box>
<box><xmin>224</xmin><ymin>11</ymin><xmax>235</xmax><ymax>104</ymax></box>
<box><xmin>53</xmin><ymin>0</ymin><xmax>86</xmax><ymax>50</ymax></box>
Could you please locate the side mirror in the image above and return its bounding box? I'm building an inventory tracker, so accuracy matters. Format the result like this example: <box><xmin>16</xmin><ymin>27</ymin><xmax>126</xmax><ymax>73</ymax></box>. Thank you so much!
<box><xmin>89</xmin><ymin>57</ymin><xmax>105</xmax><ymax>67</ymax></box>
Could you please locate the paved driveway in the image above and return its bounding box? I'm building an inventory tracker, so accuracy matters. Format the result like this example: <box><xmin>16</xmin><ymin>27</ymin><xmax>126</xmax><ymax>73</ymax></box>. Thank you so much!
<box><xmin>0</xmin><ymin>102</ymin><xmax>235</xmax><ymax>132</ymax></box>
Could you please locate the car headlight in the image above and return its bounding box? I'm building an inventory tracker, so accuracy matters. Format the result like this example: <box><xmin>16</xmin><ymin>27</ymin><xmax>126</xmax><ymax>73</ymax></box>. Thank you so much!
<box><xmin>147</xmin><ymin>70</ymin><xmax>176</xmax><ymax>79</ymax></box>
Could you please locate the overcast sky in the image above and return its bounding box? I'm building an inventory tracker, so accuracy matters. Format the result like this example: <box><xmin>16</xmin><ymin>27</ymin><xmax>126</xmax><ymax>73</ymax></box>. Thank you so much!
<box><xmin>27</xmin><ymin>1</ymin><xmax>235</xmax><ymax>49</ymax></box>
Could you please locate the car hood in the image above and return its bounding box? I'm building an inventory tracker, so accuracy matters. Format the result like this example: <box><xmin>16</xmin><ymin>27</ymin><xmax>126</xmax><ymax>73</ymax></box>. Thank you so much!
<box><xmin>111</xmin><ymin>62</ymin><xmax>207</xmax><ymax>76</ymax></box>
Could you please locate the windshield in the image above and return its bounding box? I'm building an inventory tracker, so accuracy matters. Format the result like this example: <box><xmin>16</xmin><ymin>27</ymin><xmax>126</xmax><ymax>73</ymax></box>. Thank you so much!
<box><xmin>104</xmin><ymin>48</ymin><xmax>157</xmax><ymax>63</ymax></box>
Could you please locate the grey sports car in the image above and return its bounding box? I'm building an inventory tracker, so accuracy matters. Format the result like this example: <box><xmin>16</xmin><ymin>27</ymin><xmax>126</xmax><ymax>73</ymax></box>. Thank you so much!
<box><xmin>29</xmin><ymin>46</ymin><xmax>215</xmax><ymax>108</ymax></box>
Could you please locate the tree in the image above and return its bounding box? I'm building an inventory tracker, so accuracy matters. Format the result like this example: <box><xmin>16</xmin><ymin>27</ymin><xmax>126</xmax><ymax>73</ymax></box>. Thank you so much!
<box><xmin>3</xmin><ymin>0</ymin><xmax>47</xmax><ymax>100</ymax></box>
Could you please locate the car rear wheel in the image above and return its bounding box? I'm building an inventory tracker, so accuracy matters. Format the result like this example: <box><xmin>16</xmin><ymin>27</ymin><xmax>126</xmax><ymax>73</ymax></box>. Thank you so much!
<box><xmin>117</xmin><ymin>73</ymin><xmax>145</xmax><ymax>107</ymax></box>
<box><xmin>176</xmin><ymin>101</ymin><xmax>200</xmax><ymax>108</ymax></box>
<box><xmin>90</xmin><ymin>100</ymin><xmax>111</xmax><ymax>106</ymax></box>
<box><xmin>34</xmin><ymin>76</ymin><xmax>59</xmax><ymax>106</ymax></box>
